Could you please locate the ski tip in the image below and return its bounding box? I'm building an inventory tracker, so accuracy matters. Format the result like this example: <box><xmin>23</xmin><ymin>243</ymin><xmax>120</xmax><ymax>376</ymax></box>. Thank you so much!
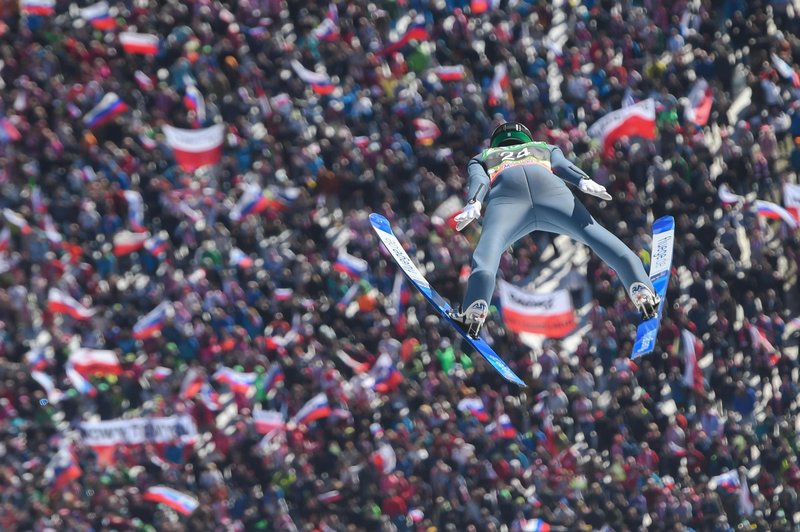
<box><xmin>652</xmin><ymin>215</ymin><xmax>675</xmax><ymax>232</ymax></box>
<box><xmin>369</xmin><ymin>212</ymin><xmax>391</xmax><ymax>232</ymax></box>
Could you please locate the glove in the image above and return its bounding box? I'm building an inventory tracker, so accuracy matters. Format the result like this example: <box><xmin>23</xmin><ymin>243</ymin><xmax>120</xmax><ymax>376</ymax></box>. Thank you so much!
<box><xmin>454</xmin><ymin>200</ymin><xmax>482</xmax><ymax>231</ymax></box>
<box><xmin>578</xmin><ymin>178</ymin><xmax>612</xmax><ymax>201</ymax></box>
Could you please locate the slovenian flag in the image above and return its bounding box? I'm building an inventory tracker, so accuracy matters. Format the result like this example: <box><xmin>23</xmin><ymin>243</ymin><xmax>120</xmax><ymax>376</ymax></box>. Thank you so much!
<box><xmin>3</xmin><ymin>208</ymin><xmax>31</xmax><ymax>235</ymax></box>
<box><xmin>457</xmin><ymin>397</ymin><xmax>490</xmax><ymax>422</ymax></box>
<box><xmin>163</xmin><ymin>124</ymin><xmax>225</xmax><ymax>172</ymax></box>
<box><xmin>31</xmin><ymin>371</ymin><xmax>64</xmax><ymax>404</ymax></box>
<box><xmin>123</xmin><ymin>190</ymin><xmax>145</xmax><ymax>232</ymax></box>
<box><xmin>291</xmin><ymin>393</ymin><xmax>332</xmax><ymax>425</ymax></box>
<box><xmin>212</xmin><ymin>367</ymin><xmax>257</xmax><ymax>395</ymax></box>
<box><xmin>487</xmin><ymin>63</ymin><xmax>510</xmax><ymax>107</ymax></box>
<box><xmin>312</xmin><ymin>4</ymin><xmax>339</xmax><ymax>41</ymax></box>
<box><xmin>144</xmin><ymin>232</ymin><xmax>169</xmax><ymax>257</ymax></box>
<box><xmin>378</xmin><ymin>17</ymin><xmax>429</xmax><ymax>56</ymax></box>
<box><xmin>370</xmin><ymin>353</ymin><xmax>403</xmax><ymax>393</ymax></box>
<box><xmin>0</xmin><ymin>227</ymin><xmax>9</xmax><ymax>252</ymax></box>
<box><xmin>432</xmin><ymin>65</ymin><xmax>467</xmax><ymax>81</ymax></box>
<box><xmin>68</xmin><ymin>348</ymin><xmax>122</xmax><ymax>377</ymax></box>
<box><xmin>44</xmin><ymin>448</ymin><xmax>81</xmax><ymax>493</ymax></box>
<box><xmin>81</xmin><ymin>1</ymin><xmax>115</xmax><ymax>30</ymax></box>
<box><xmin>66</xmin><ymin>362</ymin><xmax>96</xmax><ymax>396</ymax></box>
<box><xmin>684</xmin><ymin>78</ymin><xmax>713</xmax><ymax>127</ymax></box>
<box><xmin>179</xmin><ymin>368</ymin><xmax>205</xmax><ymax>400</ymax></box>
<box><xmin>21</xmin><ymin>0</ymin><xmax>55</xmax><ymax>16</ymax></box>
<box><xmin>229</xmin><ymin>248</ymin><xmax>254</xmax><ymax>268</ymax></box>
<box><xmin>113</xmin><ymin>230</ymin><xmax>150</xmax><ymax>256</ymax></box>
<box><xmin>143</xmin><ymin>487</ymin><xmax>199</xmax><ymax>516</ymax></box>
<box><xmin>260</xmin><ymin>363</ymin><xmax>285</xmax><ymax>395</ymax></box>
<box><xmin>253</xmin><ymin>410</ymin><xmax>285</xmax><ymax>434</ymax></box>
<box><xmin>334</xmin><ymin>250</ymin><xmax>368</xmax><ymax>279</ymax></box>
<box><xmin>230</xmin><ymin>184</ymin><xmax>270</xmax><ymax>221</ymax></box>
<box><xmin>588</xmin><ymin>98</ymin><xmax>657</xmax><ymax>157</ymax></box>
<box><xmin>133</xmin><ymin>301</ymin><xmax>171</xmax><ymax>340</ymax></box>
<box><xmin>290</xmin><ymin>60</ymin><xmax>336</xmax><ymax>95</ymax></box>
<box><xmin>755</xmin><ymin>199</ymin><xmax>798</xmax><ymax>229</ymax></box>
<box><xmin>119</xmin><ymin>32</ymin><xmax>160</xmax><ymax>55</ymax></box>
<box><xmin>183</xmin><ymin>84</ymin><xmax>206</xmax><ymax>124</ymax></box>
<box><xmin>84</xmin><ymin>93</ymin><xmax>128</xmax><ymax>129</ymax></box>
<box><xmin>0</xmin><ymin>117</ymin><xmax>21</xmax><ymax>144</ymax></box>
<box><xmin>772</xmin><ymin>53</ymin><xmax>800</xmax><ymax>88</ymax></box>
<box><xmin>47</xmin><ymin>288</ymin><xmax>95</xmax><ymax>320</ymax></box>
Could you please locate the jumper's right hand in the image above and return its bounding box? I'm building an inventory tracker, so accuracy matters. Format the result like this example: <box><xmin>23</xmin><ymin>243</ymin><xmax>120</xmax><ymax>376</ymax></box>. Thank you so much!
<box><xmin>578</xmin><ymin>178</ymin><xmax>612</xmax><ymax>201</ymax></box>
<box><xmin>454</xmin><ymin>200</ymin><xmax>482</xmax><ymax>231</ymax></box>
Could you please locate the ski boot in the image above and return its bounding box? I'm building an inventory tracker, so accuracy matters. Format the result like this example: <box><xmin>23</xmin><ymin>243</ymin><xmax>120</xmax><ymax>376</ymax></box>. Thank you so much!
<box><xmin>629</xmin><ymin>282</ymin><xmax>660</xmax><ymax>321</ymax></box>
<box><xmin>448</xmin><ymin>299</ymin><xmax>488</xmax><ymax>339</ymax></box>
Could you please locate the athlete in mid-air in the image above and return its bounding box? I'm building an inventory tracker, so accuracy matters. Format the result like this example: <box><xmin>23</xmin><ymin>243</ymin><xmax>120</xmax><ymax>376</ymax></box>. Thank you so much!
<box><xmin>449</xmin><ymin>122</ymin><xmax>660</xmax><ymax>338</ymax></box>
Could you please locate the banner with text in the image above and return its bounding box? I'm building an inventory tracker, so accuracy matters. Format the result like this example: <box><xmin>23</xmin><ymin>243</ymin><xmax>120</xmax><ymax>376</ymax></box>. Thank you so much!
<box><xmin>498</xmin><ymin>280</ymin><xmax>576</xmax><ymax>338</ymax></box>
<box><xmin>80</xmin><ymin>415</ymin><xmax>197</xmax><ymax>464</ymax></box>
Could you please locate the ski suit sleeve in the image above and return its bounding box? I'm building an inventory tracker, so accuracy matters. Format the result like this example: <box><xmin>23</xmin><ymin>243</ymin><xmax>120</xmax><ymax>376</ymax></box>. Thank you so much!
<box><xmin>549</xmin><ymin>145</ymin><xmax>589</xmax><ymax>187</ymax></box>
<box><xmin>466</xmin><ymin>154</ymin><xmax>491</xmax><ymax>203</ymax></box>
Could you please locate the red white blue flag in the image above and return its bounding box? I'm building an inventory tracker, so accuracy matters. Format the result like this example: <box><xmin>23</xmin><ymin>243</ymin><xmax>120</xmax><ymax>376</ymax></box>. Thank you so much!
<box><xmin>291</xmin><ymin>393</ymin><xmax>332</xmax><ymax>425</ymax></box>
<box><xmin>143</xmin><ymin>486</ymin><xmax>199</xmax><ymax>516</ymax></box>
<box><xmin>123</xmin><ymin>190</ymin><xmax>145</xmax><ymax>232</ymax></box>
<box><xmin>120</xmin><ymin>32</ymin><xmax>160</xmax><ymax>55</ymax></box>
<box><xmin>133</xmin><ymin>301</ymin><xmax>171</xmax><ymax>340</ymax></box>
<box><xmin>47</xmin><ymin>288</ymin><xmax>95</xmax><ymax>320</ymax></box>
<box><xmin>334</xmin><ymin>250</ymin><xmax>368</xmax><ymax>279</ymax></box>
<box><xmin>253</xmin><ymin>410</ymin><xmax>285</xmax><ymax>434</ymax></box>
<box><xmin>291</xmin><ymin>60</ymin><xmax>336</xmax><ymax>95</ymax></box>
<box><xmin>44</xmin><ymin>447</ymin><xmax>81</xmax><ymax>493</ymax></box>
<box><xmin>21</xmin><ymin>0</ymin><xmax>55</xmax><ymax>16</ymax></box>
<box><xmin>212</xmin><ymin>367</ymin><xmax>257</xmax><ymax>395</ymax></box>
<box><xmin>113</xmin><ymin>230</ymin><xmax>150</xmax><ymax>256</ymax></box>
<box><xmin>80</xmin><ymin>1</ymin><xmax>115</xmax><ymax>30</ymax></box>
<box><xmin>378</xmin><ymin>17</ymin><xmax>429</xmax><ymax>56</ymax></box>
<box><xmin>457</xmin><ymin>397</ymin><xmax>490</xmax><ymax>422</ymax></box>
<box><xmin>84</xmin><ymin>93</ymin><xmax>128</xmax><ymax>129</ymax></box>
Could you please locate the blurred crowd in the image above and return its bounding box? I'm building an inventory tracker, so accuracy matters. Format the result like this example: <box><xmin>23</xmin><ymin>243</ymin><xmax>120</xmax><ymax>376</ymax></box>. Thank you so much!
<box><xmin>1</xmin><ymin>0</ymin><xmax>800</xmax><ymax>530</ymax></box>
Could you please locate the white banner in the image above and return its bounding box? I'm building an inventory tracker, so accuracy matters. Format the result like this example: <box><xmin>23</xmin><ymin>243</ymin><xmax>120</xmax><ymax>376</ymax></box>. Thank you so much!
<box><xmin>80</xmin><ymin>415</ymin><xmax>197</xmax><ymax>446</ymax></box>
<box><xmin>498</xmin><ymin>280</ymin><xmax>576</xmax><ymax>337</ymax></box>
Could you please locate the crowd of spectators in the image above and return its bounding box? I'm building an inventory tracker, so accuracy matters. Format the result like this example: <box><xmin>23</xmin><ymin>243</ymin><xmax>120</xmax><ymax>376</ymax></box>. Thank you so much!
<box><xmin>1</xmin><ymin>0</ymin><xmax>800</xmax><ymax>530</ymax></box>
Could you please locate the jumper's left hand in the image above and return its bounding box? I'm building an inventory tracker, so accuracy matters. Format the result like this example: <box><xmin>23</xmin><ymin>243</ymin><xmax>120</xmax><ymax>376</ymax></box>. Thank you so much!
<box><xmin>454</xmin><ymin>200</ymin><xmax>482</xmax><ymax>231</ymax></box>
<box><xmin>578</xmin><ymin>179</ymin><xmax>612</xmax><ymax>201</ymax></box>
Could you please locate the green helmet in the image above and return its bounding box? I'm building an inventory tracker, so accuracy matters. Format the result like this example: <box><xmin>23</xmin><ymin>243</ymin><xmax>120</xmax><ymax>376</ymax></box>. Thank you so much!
<box><xmin>490</xmin><ymin>122</ymin><xmax>533</xmax><ymax>148</ymax></box>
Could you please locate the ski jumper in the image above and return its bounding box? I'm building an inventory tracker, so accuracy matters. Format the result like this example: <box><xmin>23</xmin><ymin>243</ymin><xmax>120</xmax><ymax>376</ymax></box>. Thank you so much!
<box><xmin>461</xmin><ymin>141</ymin><xmax>655</xmax><ymax>313</ymax></box>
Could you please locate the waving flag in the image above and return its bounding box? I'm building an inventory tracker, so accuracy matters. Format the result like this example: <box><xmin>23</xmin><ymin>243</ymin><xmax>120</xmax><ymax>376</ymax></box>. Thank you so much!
<box><xmin>685</xmin><ymin>78</ymin><xmax>713</xmax><ymax>127</ymax></box>
<box><xmin>163</xmin><ymin>124</ymin><xmax>224</xmax><ymax>171</ymax></box>
<box><xmin>432</xmin><ymin>65</ymin><xmax>467</xmax><ymax>81</ymax></box>
<box><xmin>212</xmin><ymin>367</ymin><xmax>257</xmax><ymax>395</ymax></box>
<box><xmin>134</xmin><ymin>70</ymin><xmax>155</xmax><ymax>92</ymax></box>
<box><xmin>197</xmin><ymin>382</ymin><xmax>221</xmax><ymax>411</ymax></box>
<box><xmin>335</xmin><ymin>349</ymin><xmax>370</xmax><ymax>374</ymax></box>
<box><xmin>312</xmin><ymin>4</ymin><xmax>339</xmax><ymax>41</ymax></box>
<box><xmin>317</xmin><ymin>490</ymin><xmax>343</xmax><ymax>504</ymax></box>
<box><xmin>68</xmin><ymin>349</ymin><xmax>122</xmax><ymax>377</ymax></box>
<box><xmin>457</xmin><ymin>397</ymin><xmax>490</xmax><ymax>422</ymax></box>
<box><xmin>25</xmin><ymin>346</ymin><xmax>51</xmax><ymax>371</ymax></box>
<box><xmin>3</xmin><ymin>208</ymin><xmax>31</xmax><ymax>235</ymax></box>
<box><xmin>66</xmin><ymin>363</ymin><xmax>96</xmax><ymax>396</ymax></box>
<box><xmin>372</xmin><ymin>443</ymin><xmax>397</xmax><ymax>474</ymax></box>
<box><xmin>754</xmin><ymin>199</ymin><xmax>798</xmax><ymax>228</ymax></box>
<box><xmin>120</xmin><ymin>32</ymin><xmax>160</xmax><ymax>55</ymax></box>
<box><xmin>113</xmin><ymin>230</ymin><xmax>150</xmax><ymax>256</ymax></box>
<box><xmin>31</xmin><ymin>371</ymin><xmax>64</xmax><ymax>404</ymax></box>
<box><xmin>522</xmin><ymin>519</ymin><xmax>551</xmax><ymax>532</ymax></box>
<box><xmin>487</xmin><ymin>63</ymin><xmax>510</xmax><ymax>107</ymax></box>
<box><xmin>229</xmin><ymin>248</ymin><xmax>254</xmax><ymax>268</ymax></box>
<box><xmin>143</xmin><ymin>487</ymin><xmax>199</xmax><ymax>516</ymax></box>
<box><xmin>133</xmin><ymin>301</ymin><xmax>171</xmax><ymax>340</ymax></box>
<box><xmin>784</xmin><ymin>183</ymin><xmax>800</xmax><ymax>222</ymax></box>
<box><xmin>21</xmin><ymin>0</ymin><xmax>55</xmax><ymax>16</ymax></box>
<box><xmin>44</xmin><ymin>448</ymin><xmax>81</xmax><ymax>493</ymax></box>
<box><xmin>179</xmin><ymin>368</ymin><xmax>205</xmax><ymax>400</ymax></box>
<box><xmin>183</xmin><ymin>84</ymin><xmax>206</xmax><ymax>124</ymax></box>
<box><xmin>81</xmin><ymin>1</ymin><xmax>115</xmax><ymax>30</ymax></box>
<box><xmin>334</xmin><ymin>250</ymin><xmax>368</xmax><ymax>279</ymax></box>
<box><xmin>144</xmin><ymin>232</ymin><xmax>169</xmax><ymax>257</ymax></box>
<box><xmin>290</xmin><ymin>60</ymin><xmax>336</xmax><ymax>95</ymax></box>
<box><xmin>0</xmin><ymin>227</ymin><xmax>9</xmax><ymax>252</ymax></box>
<box><xmin>42</xmin><ymin>214</ymin><xmax>62</xmax><ymax>244</ymax></box>
<box><xmin>48</xmin><ymin>288</ymin><xmax>95</xmax><ymax>320</ymax></box>
<box><xmin>588</xmin><ymin>98</ymin><xmax>657</xmax><ymax>157</ymax></box>
<box><xmin>292</xmin><ymin>393</ymin><xmax>332</xmax><ymax>425</ymax></box>
<box><xmin>378</xmin><ymin>17</ymin><xmax>429</xmax><ymax>56</ymax></box>
<box><xmin>370</xmin><ymin>353</ymin><xmax>403</xmax><ymax>393</ymax></box>
<box><xmin>253</xmin><ymin>410</ymin><xmax>285</xmax><ymax>434</ymax></box>
<box><xmin>488</xmin><ymin>413</ymin><xmax>517</xmax><ymax>439</ymax></box>
<box><xmin>681</xmin><ymin>329</ymin><xmax>704</xmax><ymax>394</ymax></box>
<box><xmin>260</xmin><ymin>363</ymin><xmax>285</xmax><ymax>395</ymax></box>
<box><xmin>229</xmin><ymin>185</ymin><xmax>288</xmax><ymax>221</ymax></box>
<box><xmin>710</xmin><ymin>470</ymin><xmax>740</xmax><ymax>492</ymax></box>
<box><xmin>123</xmin><ymin>190</ymin><xmax>145</xmax><ymax>232</ymax></box>
<box><xmin>772</xmin><ymin>53</ymin><xmax>800</xmax><ymax>88</ymax></box>
<box><xmin>84</xmin><ymin>93</ymin><xmax>128</xmax><ymax>129</ymax></box>
<box><xmin>413</xmin><ymin>118</ymin><xmax>441</xmax><ymax>145</ymax></box>
<box><xmin>718</xmin><ymin>183</ymin><xmax>744</xmax><ymax>205</ymax></box>
<box><xmin>151</xmin><ymin>367</ymin><xmax>172</xmax><ymax>381</ymax></box>
<box><xmin>0</xmin><ymin>117</ymin><xmax>21</xmax><ymax>143</ymax></box>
